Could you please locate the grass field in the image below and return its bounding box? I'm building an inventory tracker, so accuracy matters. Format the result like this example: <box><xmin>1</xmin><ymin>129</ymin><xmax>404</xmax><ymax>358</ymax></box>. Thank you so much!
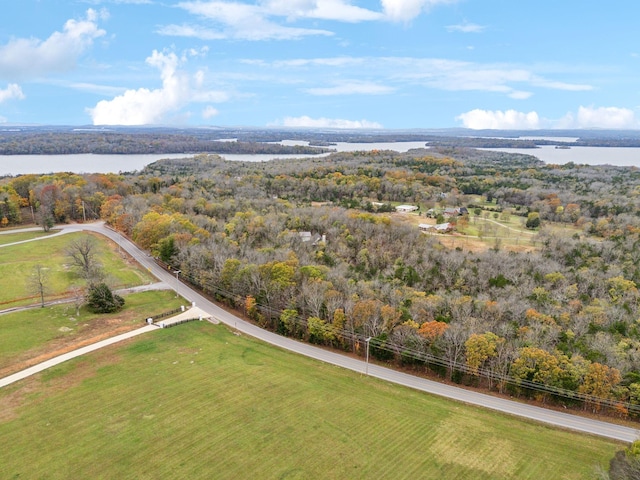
<box><xmin>0</xmin><ymin>231</ymin><xmax>154</xmax><ymax>308</ymax></box>
<box><xmin>0</xmin><ymin>290</ymin><xmax>185</xmax><ymax>376</ymax></box>
<box><xmin>0</xmin><ymin>322</ymin><xmax>619</xmax><ymax>479</ymax></box>
<box><xmin>0</xmin><ymin>229</ymin><xmax>57</xmax><ymax>246</ymax></box>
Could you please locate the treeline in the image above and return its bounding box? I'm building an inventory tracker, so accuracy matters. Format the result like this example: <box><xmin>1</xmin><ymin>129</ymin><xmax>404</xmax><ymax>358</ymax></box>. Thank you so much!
<box><xmin>5</xmin><ymin>147</ymin><xmax>640</xmax><ymax>415</ymax></box>
<box><xmin>0</xmin><ymin>131</ymin><xmax>331</xmax><ymax>155</ymax></box>
<box><xmin>4</xmin><ymin>127</ymin><xmax>640</xmax><ymax>155</ymax></box>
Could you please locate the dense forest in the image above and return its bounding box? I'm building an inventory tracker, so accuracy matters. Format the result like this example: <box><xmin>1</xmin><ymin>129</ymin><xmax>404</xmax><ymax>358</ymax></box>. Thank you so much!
<box><xmin>3</xmin><ymin>126</ymin><xmax>640</xmax><ymax>155</ymax></box>
<box><xmin>3</xmin><ymin>142</ymin><xmax>640</xmax><ymax>416</ymax></box>
<box><xmin>0</xmin><ymin>130</ymin><xmax>331</xmax><ymax>155</ymax></box>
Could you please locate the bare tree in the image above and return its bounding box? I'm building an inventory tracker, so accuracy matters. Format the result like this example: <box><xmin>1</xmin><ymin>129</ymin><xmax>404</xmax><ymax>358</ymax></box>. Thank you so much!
<box><xmin>27</xmin><ymin>264</ymin><xmax>49</xmax><ymax>307</ymax></box>
<box><xmin>66</xmin><ymin>236</ymin><xmax>103</xmax><ymax>283</ymax></box>
<box><xmin>69</xmin><ymin>284</ymin><xmax>86</xmax><ymax>316</ymax></box>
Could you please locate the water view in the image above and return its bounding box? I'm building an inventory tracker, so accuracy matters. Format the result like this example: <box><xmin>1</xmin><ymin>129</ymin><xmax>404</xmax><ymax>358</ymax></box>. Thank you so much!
<box><xmin>479</xmin><ymin>145</ymin><xmax>640</xmax><ymax>167</ymax></box>
<box><xmin>1</xmin><ymin>142</ymin><xmax>639</xmax><ymax>176</ymax></box>
<box><xmin>0</xmin><ymin>153</ymin><xmax>195</xmax><ymax>176</ymax></box>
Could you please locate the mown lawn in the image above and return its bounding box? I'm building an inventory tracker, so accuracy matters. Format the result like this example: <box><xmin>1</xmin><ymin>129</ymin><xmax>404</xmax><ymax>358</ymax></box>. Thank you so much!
<box><xmin>0</xmin><ymin>229</ymin><xmax>57</xmax><ymax>246</ymax></box>
<box><xmin>0</xmin><ymin>322</ymin><xmax>619</xmax><ymax>479</ymax></box>
<box><xmin>0</xmin><ymin>231</ymin><xmax>154</xmax><ymax>308</ymax></box>
<box><xmin>0</xmin><ymin>290</ymin><xmax>185</xmax><ymax>374</ymax></box>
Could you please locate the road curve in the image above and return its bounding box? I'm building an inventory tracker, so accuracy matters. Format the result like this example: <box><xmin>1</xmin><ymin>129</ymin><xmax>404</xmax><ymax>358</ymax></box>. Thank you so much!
<box><xmin>29</xmin><ymin>223</ymin><xmax>640</xmax><ymax>442</ymax></box>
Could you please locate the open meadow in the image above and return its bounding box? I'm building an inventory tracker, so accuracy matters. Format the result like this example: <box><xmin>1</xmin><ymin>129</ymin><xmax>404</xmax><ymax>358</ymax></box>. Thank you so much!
<box><xmin>0</xmin><ymin>230</ymin><xmax>154</xmax><ymax>308</ymax></box>
<box><xmin>0</xmin><ymin>322</ymin><xmax>620</xmax><ymax>479</ymax></box>
<box><xmin>0</xmin><ymin>290</ymin><xmax>185</xmax><ymax>377</ymax></box>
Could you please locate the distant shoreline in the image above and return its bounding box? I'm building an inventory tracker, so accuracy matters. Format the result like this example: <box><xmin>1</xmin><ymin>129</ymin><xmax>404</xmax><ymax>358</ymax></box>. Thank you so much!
<box><xmin>1</xmin><ymin>141</ymin><xmax>639</xmax><ymax>176</ymax></box>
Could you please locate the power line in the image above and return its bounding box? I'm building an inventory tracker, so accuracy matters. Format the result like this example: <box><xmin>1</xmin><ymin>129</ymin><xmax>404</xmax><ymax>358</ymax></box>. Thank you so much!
<box><xmin>174</xmin><ymin>265</ymin><xmax>640</xmax><ymax>414</ymax></box>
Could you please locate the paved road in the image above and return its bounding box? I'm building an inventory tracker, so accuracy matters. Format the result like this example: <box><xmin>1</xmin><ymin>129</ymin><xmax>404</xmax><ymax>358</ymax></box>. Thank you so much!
<box><xmin>8</xmin><ymin>222</ymin><xmax>640</xmax><ymax>442</ymax></box>
<box><xmin>0</xmin><ymin>226</ymin><xmax>72</xmax><ymax>248</ymax></box>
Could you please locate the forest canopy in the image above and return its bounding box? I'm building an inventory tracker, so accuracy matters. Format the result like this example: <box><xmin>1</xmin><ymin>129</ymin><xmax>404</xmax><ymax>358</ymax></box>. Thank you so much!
<box><xmin>4</xmin><ymin>141</ymin><xmax>640</xmax><ymax>415</ymax></box>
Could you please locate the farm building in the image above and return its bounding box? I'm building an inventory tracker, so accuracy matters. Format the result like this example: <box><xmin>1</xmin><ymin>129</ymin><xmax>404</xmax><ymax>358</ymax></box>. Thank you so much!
<box><xmin>395</xmin><ymin>205</ymin><xmax>419</xmax><ymax>213</ymax></box>
<box><xmin>419</xmin><ymin>222</ymin><xmax>453</xmax><ymax>233</ymax></box>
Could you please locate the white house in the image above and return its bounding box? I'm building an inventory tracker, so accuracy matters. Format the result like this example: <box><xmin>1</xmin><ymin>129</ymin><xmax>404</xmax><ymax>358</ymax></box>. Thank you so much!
<box><xmin>395</xmin><ymin>205</ymin><xmax>419</xmax><ymax>213</ymax></box>
<box><xmin>419</xmin><ymin>222</ymin><xmax>452</xmax><ymax>233</ymax></box>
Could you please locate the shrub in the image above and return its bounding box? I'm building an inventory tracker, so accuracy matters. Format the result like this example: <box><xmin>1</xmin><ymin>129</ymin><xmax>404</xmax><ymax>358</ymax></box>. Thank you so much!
<box><xmin>86</xmin><ymin>283</ymin><xmax>125</xmax><ymax>313</ymax></box>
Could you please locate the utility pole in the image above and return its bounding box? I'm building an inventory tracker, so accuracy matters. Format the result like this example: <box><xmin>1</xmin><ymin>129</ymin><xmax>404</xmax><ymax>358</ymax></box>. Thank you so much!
<box><xmin>82</xmin><ymin>200</ymin><xmax>86</xmax><ymax>222</ymax></box>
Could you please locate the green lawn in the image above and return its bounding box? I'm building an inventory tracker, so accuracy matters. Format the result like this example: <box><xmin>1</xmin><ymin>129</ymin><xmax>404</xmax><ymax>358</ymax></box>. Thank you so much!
<box><xmin>0</xmin><ymin>290</ymin><xmax>185</xmax><ymax>373</ymax></box>
<box><xmin>0</xmin><ymin>229</ymin><xmax>58</xmax><ymax>246</ymax></box>
<box><xmin>0</xmin><ymin>231</ymin><xmax>154</xmax><ymax>308</ymax></box>
<box><xmin>0</xmin><ymin>322</ymin><xmax>619</xmax><ymax>479</ymax></box>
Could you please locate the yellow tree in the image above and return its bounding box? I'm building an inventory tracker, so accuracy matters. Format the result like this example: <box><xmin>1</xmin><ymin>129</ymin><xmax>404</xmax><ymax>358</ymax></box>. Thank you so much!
<box><xmin>510</xmin><ymin>347</ymin><xmax>574</xmax><ymax>401</ymax></box>
<box><xmin>245</xmin><ymin>295</ymin><xmax>258</xmax><ymax>321</ymax></box>
<box><xmin>465</xmin><ymin>332</ymin><xmax>503</xmax><ymax>375</ymax></box>
<box><xmin>333</xmin><ymin>308</ymin><xmax>346</xmax><ymax>331</ymax></box>
<box><xmin>579</xmin><ymin>362</ymin><xmax>622</xmax><ymax>412</ymax></box>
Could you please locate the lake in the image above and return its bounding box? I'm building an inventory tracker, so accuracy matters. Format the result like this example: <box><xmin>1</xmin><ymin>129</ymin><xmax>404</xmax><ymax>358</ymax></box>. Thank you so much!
<box><xmin>0</xmin><ymin>141</ymin><xmax>430</xmax><ymax>175</ymax></box>
<box><xmin>478</xmin><ymin>145</ymin><xmax>640</xmax><ymax>167</ymax></box>
<box><xmin>1</xmin><ymin>141</ymin><xmax>639</xmax><ymax>175</ymax></box>
<box><xmin>0</xmin><ymin>153</ymin><xmax>195</xmax><ymax>176</ymax></box>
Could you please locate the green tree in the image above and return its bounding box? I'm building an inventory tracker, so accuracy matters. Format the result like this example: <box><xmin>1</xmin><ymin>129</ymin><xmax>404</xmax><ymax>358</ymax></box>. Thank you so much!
<box><xmin>86</xmin><ymin>283</ymin><xmax>125</xmax><ymax>313</ymax></box>
<box><xmin>307</xmin><ymin>316</ymin><xmax>336</xmax><ymax>344</ymax></box>
<box><xmin>279</xmin><ymin>308</ymin><xmax>299</xmax><ymax>336</ymax></box>
<box><xmin>525</xmin><ymin>212</ymin><xmax>540</xmax><ymax>229</ymax></box>
<box><xmin>158</xmin><ymin>235</ymin><xmax>178</xmax><ymax>263</ymax></box>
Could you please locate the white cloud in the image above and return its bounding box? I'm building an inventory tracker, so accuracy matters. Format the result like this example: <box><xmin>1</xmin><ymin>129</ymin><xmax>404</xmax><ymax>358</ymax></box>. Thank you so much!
<box><xmin>271</xmin><ymin>57</ymin><xmax>363</xmax><ymax>68</ymax></box>
<box><xmin>83</xmin><ymin>0</ymin><xmax>151</xmax><ymax>4</ymax></box>
<box><xmin>446</xmin><ymin>21</ymin><xmax>486</xmax><ymax>33</ymax></box>
<box><xmin>167</xmin><ymin>1</ymin><xmax>334</xmax><ymax>40</ymax></box>
<box><xmin>165</xmin><ymin>1</ymin><xmax>462</xmax><ymax>40</ymax></box>
<box><xmin>264</xmin><ymin>0</ymin><xmax>382</xmax><ymax>22</ymax></box>
<box><xmin>392</xmin><ymin>58</ymin><xmax>592</xmax><ymax>97</ymax></box>
<box><xmin>202</xmin><ymin>105</ymin><xmax>219</xmax><ymax>119</ymax></box>
<box><xmin>304</xmin><ymin>81</ymin><xmax>394</xmax><ymax>95</ymax></box>
<box><xmin>560</xmin><ymin>106</ymin><xmax>638</xmax><ymax>129</ymax></box>
<box><xmin>531</xmin><ymin>79</ymin><xmax>592</xmax><ymax>91</ymax></box>
<box><xmin>508</xmin><ymin>91</ymin><xmax>533</xmax><ymax>100</ymax></box>
<box><xmin>157</xmin><ymin>24</ymin><xmax>227</xmax><ymax>40</ymax></box>
<box><xmin>246</xmin><ymin>56</ymin><xmax>594</xmax><ymax>108</ymax></box>
<box><xmin>272</xmin><ymin>115</ymin><xmax>383</xmax><ymax>129</ymax></box>
<box><xmin>456</xmin><ymin>109</ymin><xmax>540</xmax><ymax>130</ymax></box>
<box><xmin>0</xmin><ymin>84</ymin><xmax>25</xmax><ymax>103</ymax></box>
<box><xmin>88</xmin><ymin>50</ymin><xmax>229</xmax><ymax>125</ymax></box>
<box><xmin>457</xmin><ymin>106</ymin><xmax>640</xmax><ymax>130</ymax></box>
<box><xmin>381</xmin><ymin>0</ymin><xmax>457</xmax><ymax>22</ymax></box>
<box><xmin>69</xmin><ymin>82</ymin><xmax>126</xmax><ymax>96</ymax></box>
<box><xmin>0</xmin><ymin>9</ymin><xmax>106</xmax><ymax>81</ymax></box>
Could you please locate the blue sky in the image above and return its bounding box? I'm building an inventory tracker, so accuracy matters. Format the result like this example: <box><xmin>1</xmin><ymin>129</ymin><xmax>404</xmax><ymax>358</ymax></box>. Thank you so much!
<box><xmin>1</xmin><ymin>0</ymin><xmax>639</xmax><ymax>129</ymax></box>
